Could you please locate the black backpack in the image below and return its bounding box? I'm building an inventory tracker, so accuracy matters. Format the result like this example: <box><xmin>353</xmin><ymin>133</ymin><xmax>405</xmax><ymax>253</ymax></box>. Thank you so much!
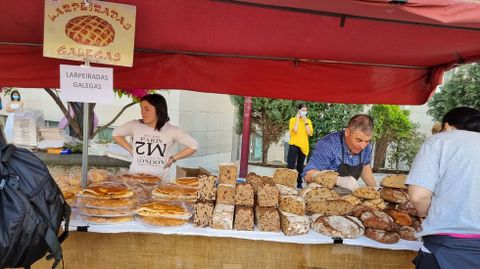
<box><xmin>0</xmin><ymin>144</ymin><xmax>71</xmax><ymax>269</ymax></box>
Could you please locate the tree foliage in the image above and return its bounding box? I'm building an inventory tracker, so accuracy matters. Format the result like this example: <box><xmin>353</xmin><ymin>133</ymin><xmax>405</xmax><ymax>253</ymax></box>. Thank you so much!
<box><xmin>369</xmin><ymin>105</ymin><xmax>414</xmax><ymax>171</ymax></box>
<box><xmin>230</xmin><ymin>96</ymin><xmax>296</xmax><ymax>165</ymax></box>
<box><xmin>428</xmin><ymin>64</ymin><xmax>480</xmax><ymax>121</ymax></box>
<box><xmin>231</xmin><ymin>96</ymin><xmax>364</xmax><ymax>164</ymax></box>
<box><xmin>386</xmin><ymin>123</ymin><xmax>426</xmax><ymax>171</ymax></box>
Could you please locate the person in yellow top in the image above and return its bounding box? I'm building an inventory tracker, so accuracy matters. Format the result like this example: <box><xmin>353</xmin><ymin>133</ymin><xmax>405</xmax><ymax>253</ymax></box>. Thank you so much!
<box><xmin>287</xmin><ymin>103</ymin><xmax>313</xmax><ymax>188</ymax></box>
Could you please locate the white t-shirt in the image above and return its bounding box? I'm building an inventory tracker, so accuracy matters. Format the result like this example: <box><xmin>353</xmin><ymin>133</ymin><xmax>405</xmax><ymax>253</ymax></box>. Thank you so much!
<box><xmin>406</xmin><ymin>130</ymin><xmax>480</xmax><ymax>237</ymax></box>
<box><xmin>112</xmin><ymin>120</ymin><xmax>199</xmax><ymax>178</ymax></box>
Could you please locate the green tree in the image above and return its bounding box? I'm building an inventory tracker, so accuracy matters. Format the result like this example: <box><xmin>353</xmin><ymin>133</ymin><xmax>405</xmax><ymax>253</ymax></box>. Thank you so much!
<box><xmin>304</xmin><ymin>103</ymin><xmax>363</xmax><ymax>156</ymax></box>
<box><xmin>386</xmin><ymin>123</ymin><xmax>426</xmax><ymax>171</ymax></box>
<box><xmin>428</xmin><ymin>64</ymin><xmax>480</xmax><ymax>121</ymax></box>
<box><xmin>231</xmin><ymin>96</ymin><xmax>295</xmax><ymax>165</ymax></box>
<box><xmin>369</xmin><ymin>105</ymin><xmax>413</xmax><ymax>171</ymax></box>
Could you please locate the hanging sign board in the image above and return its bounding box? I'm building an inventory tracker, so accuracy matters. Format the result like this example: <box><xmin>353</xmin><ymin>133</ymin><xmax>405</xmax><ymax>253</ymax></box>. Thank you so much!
<box><xmin>44</xmin><ymin>0</ymin><xmax>136</xmax><ymax>67</ymax></box>
<box><xmin>60</xmin><ymin>64</ymin><xmax>114</xmax><ymax>104</ymax></box>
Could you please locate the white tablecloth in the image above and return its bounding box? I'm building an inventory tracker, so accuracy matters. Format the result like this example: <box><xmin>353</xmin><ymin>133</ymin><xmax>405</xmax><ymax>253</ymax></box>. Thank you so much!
<box><xmin>68</xmin><ymin>217</ymin><xmax>422</xmax><ymax>251</ymax></box>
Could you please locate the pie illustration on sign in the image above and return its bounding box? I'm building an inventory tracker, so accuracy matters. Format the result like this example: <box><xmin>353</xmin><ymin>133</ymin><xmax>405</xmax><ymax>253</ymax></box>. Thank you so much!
<box><xmin>65</xmin><ymin>15</ymin><xmax>115</xmax><ymax>47</ymax></box>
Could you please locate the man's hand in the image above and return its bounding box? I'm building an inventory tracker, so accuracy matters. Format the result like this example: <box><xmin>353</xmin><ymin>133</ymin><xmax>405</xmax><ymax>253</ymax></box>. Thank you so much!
<box><xmin>336</xmin><ymin>176</ymin><xmax>359</xmax><ymax>191</ymax></box>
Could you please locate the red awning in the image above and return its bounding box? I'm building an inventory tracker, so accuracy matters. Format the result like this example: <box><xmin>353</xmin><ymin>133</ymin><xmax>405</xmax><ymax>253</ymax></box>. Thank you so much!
<box><xmin>1</xmin><ymin>0</ymin><xmax>479</xmax><ymax>104</ymax></box>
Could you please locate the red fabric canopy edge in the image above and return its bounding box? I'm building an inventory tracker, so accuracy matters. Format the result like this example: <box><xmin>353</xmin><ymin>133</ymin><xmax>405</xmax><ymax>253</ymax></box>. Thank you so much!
<box><xmin>0</xmin><ymin>45</ymin><xmax>443</xmax><ymax>105</ymax></box>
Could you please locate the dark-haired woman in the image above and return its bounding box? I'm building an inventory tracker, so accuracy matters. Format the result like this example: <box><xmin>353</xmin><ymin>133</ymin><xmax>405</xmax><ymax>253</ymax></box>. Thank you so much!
<box><xmin>113</xmin><ymin>94</ymin><xmax>198</xmax><ymax>179</ymax></box>
<box><xmin>4</xmin><ymin>90</ymin><xmax>24</xmax><ymax>143</ymax></box>
<box><xmin>407</xmin><ymin>107</ymin><xmax>480</xmax><ymax>269</ymax></box>
<box><xmin>287</xmin><ymin>103</ymin><xmax>313</xmax><ymax>188</ymax></box>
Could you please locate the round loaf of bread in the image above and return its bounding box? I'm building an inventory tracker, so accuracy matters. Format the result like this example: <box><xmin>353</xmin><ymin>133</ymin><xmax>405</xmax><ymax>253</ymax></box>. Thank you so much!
<box><xmin>365</xmin><ymin>228</ymin><xmax>400</xmax><ymax>244</ymax></box>
<box><xmin>380</xmin><ymin>174</ymin><xmax>408</xmax><ymax>189</ymax></box>
<box><xmin>380</xmin><ymin>188</ymin><xmax>409</xmax><ymax>204</ymax></box>
<box><xmin>360</xmin><ymin>210</ymin><xmax>400</xmax><ymax>232</ymax></box>
<box><xmin>353</xmin><ymin>187</ymin><xmax>380</xmax><ymax>200</ymax></box>
<box><xmin>399</xmin><ymin>226</ymin><xmax>417</xmax><ymax>241</ymax></box>
<box><xmin>385</xmin><ymin>209</ymin><xmax>413</xmax><ymax>226</ymax></box>
<box><xmin>312</xmin><ymin>215</ymin><xmax>365</xmax><ymax>239</ymax></box>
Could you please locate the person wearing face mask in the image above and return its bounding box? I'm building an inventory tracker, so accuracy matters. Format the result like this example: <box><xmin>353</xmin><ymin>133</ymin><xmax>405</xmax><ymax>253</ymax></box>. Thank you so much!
<box><xmin>287</xmin><ymin>103</ymin><xmax>314</xmax><ymax>188</ymax></box>
<box><xmin>406</xmin><ymin>107</ymin><xmax>480</xmax><ymax>269</ymax></box>
<box><xmin>112</xmin><ymin>94</ymin><xmax>198</xmax><ymax>179</ymax></box>
<box><xmin>303</xmin><ymin>114</ymin><xmax>377</xmax><ymax>191</ymax></box>
<box><xmin>4</xmin><ymin>90</ymin><xmax>24</xmax><ymax>143</ymax></box>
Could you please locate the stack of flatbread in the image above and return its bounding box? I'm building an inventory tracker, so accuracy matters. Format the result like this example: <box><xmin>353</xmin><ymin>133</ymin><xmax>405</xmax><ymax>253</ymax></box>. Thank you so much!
<box><xmin>135</xmin><ymin>201</ymin><xmax>192</xmax><ymax>227</ymax></box>
<box><xmin>76</xmin><ymin>182</ymin><xmax>137</xmax><ymax>224</ymax></box>
<box><xmin>152</xmin><ymin>184</ymin><xmax>198</xmax><ymax>202</ymax></box>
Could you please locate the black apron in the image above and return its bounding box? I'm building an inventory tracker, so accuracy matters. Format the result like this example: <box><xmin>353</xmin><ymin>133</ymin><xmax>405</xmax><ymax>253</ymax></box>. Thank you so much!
<box><xmin>338</xmin><ymin>131</ymin><xmax>363</xmax><ymax>180</ymax></box>
<box><xmin>414</xmin><ymin>235</ymin><xmax>480</xmax><ymax>269</ymax></box>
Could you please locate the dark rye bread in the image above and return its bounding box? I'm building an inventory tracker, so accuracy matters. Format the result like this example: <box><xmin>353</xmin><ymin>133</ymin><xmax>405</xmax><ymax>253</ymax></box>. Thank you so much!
<box><xmin>279</xmin><ymin>195</ymin><xmax>306</xmax><ymax>216</ymax></box>
<box><xmin>235</xmin><ymin>182</ymin><xmax>254</xmax><ymax>207</ymax></box>
<box><xmin>255</xmin><ymin>206</ymin><xmax>280</xmax><ymax>232</ymax></box>
<box><xmin>380</xmin><ymin>188</ymin><xmax>409</xmax><ymax>204</ymax></box>
<box><xmin>234</xmin><ymin>206</ymin><xmax>254</xmax><ymax>231</ymax></box>
<box><xmin>216</xmin><ymin>184</ymin><xmax>236</xmax><ymax>205</ymax></box>
<box><xmin>306</xmin><ymin>199</ymin><xmax>353</xmax><ymax>216</ymax></box>
<box><xmin>197</xmin><ymin>175</ymin><xmax>217</xmax><ymax>201</ymax></box>
<box><xmin>218</xmin><ymin>163</ymin><xmax>237</xmax><ymax>185</ymax></box>
<box><xmin>360</xmin><ymin>210</ymin><xmax>400</xmax><ymax>232</ymax></box>
<box><xmin>272</xmin><ymin>168</ymin><xmax>298</xmax><ymax>188</ymax></box>
<box><xmin>312</xmin><ymin>215</ymin><xmax>365</xmax><ymax>239</ymax></box>
<box><xmin>399</xmin><ymin>226</ymin><xmax>417</xmax><ymax>241</ymax></box>
<box><xmin>257</xmin><ymin>181</ymin><xmax>279</xmax><ymax>207</ymax></box>
<box><xmin>365</xmin><ymin>228</ymin><xmax>400</xmax><ymax>244</ymax></box>
<box><xmin>193</xmin><ymin>201</ymin><xmax>214</xmax><ymax>227</ymax></box>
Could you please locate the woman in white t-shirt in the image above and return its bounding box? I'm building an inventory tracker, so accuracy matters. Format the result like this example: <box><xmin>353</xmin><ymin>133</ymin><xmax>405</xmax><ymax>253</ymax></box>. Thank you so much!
<box><xmin>112</xmin><ymin>94</ymin><xmax>198</xmax><ymax>179</ymax></box>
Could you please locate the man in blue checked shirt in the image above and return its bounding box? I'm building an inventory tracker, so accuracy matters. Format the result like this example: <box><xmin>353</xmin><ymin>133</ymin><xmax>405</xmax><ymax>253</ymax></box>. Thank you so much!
<box><xmin>302</xmin><ymin>114</ymin><xmax>377</xmax><ymax>191</ymax></box>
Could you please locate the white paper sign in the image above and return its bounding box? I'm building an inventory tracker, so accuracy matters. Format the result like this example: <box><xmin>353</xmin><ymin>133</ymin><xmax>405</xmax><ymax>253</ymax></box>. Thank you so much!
<box><xmin>60</xmin><ymin>64</ymin><xmax>114</xmax><ymax>104</ymax></box>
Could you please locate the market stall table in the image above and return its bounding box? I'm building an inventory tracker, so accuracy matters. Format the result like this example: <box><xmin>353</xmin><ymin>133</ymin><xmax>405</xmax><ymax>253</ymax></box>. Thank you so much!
<box><xmin>32</xmin><ymin>216</ymin><xmax>420</xmax><ymax>269</ymax></box>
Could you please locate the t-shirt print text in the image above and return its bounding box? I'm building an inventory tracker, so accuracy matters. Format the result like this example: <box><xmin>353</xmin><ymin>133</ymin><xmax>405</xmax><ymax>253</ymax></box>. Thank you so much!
<box><xmin>135</xmin><ymin>135</ymin><xmax>167</xmax><ymax>166</ymax></box>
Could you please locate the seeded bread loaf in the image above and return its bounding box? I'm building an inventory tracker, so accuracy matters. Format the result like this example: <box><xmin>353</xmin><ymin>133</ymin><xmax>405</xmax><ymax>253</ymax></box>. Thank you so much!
<box><xmin>279</xmin><ymin>195</ymin><xmax>306</xmax><ymax>216</ymax></box>
<box><xmin>257</xmin><ymin>181</ymin><xmax>279</xmax><ymax>207</ymax></box>
<box><xmin>276</xmin><ymin>184</ymin><xmax>299</xmax><ymax>196</ymax></box>
<box><xmin>340</xmin><ymin>194</ymin><xmax>362</xmax><ymax>206</ymax></box>
<box><xmin>365</xmin><ymin>228</ymin><xmax>400</xmax><ymax>244</ymax></box>
<box><xmin>311</xmin><ymin>170</ymin><xmax>338</xmax><ymax>189</ymax></box>
<box><xmin>216</xmin><ymin>184</ymin><xmax>236</xmax><ymax>205</ymax></box>
<box><xmin>380</xmin><ymin>187</ymin><xmax>409</xmax><ymax>204</ymax></box>
<box><xmin>255</xmin><ymin>206</ymin><xmax>280</xmax><ymax>232</ymax></box>
<box><xmin>280</xmin><ymin>211</ymin><xmax>310</xmax><ymax>236</ymax></box>
<box><xmin>235</xmin><ymin>182</ymin><xmax>254</xmax><ymax>207</ymax></box>
<box><xmin>312</xmin><ymin>215</ymin><xmax>365</xmax><ymax>239</ymax></box>
<box><xmin>197</xmin><ymin>175</ymin><xmax>217</xmax><ymax>201</ymax></box>
<box><xmin>353</xmin><ymin>187</ymin><xmax>381</xmax><ymax>200</ymax></box>
<box><xmin>212</xmin><ymin>204</ymin><xmax>235</xmax><ymax>230</ymax></box>
<box><xmin>306</xmin><ymin>199</ymin><xmax>353</xmax><ymax>216</ymax></box>
<box><xmin>193</xmin><ymin>201</ymin><xmax>214</xmax><ymax>227</ymax></box>
<box><xmin>234</xmin><ymin>206</ymin><xmax>254</xmax><ymax>231</ymax></box>
<box><xmin>219</xmin><ymin>163</ymin><xmax>237</xmax><ymax>185</ymax></box>
<box><xmin>399</xmin><ymin>226</ymin><xmax>417</xmax><ymax>241</ymax></box>
<box><xmin>362</xmin><ymin>198</ymin><xmax>386</xmax><ymax>210</ymax></box>
<box><xmin>246</xmin><ymin>172</ymin><xmax>264</xmax><ymax>193</ymax></box>
<box><xmin>272</xmin><ymin>168</ymin><xmax>298</xmax><ymax>188</ymax></box>
<box><xmin>380</xmin><ymin>174</ymin><xmax>408</xmax><ymax>189</ymax></box>
<box><xmin>300</xmin><ymin>183</ymin><xmax>339</xmax><ymax>203</ymax></box>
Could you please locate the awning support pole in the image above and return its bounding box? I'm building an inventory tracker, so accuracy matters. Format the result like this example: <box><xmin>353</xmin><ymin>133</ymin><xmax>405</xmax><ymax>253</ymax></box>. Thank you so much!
<box><xmin>239</xmin><ymin>96</ymin><xmax>252</xmax><ymax>178</ymax></box>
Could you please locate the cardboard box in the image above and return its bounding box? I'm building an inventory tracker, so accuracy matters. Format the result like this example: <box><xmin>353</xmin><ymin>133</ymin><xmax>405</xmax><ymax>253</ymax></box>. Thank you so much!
<box><xmin>176</xmin><ymin>166</ymin><xmax>211</xmax><ymax>178</ymax></box>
